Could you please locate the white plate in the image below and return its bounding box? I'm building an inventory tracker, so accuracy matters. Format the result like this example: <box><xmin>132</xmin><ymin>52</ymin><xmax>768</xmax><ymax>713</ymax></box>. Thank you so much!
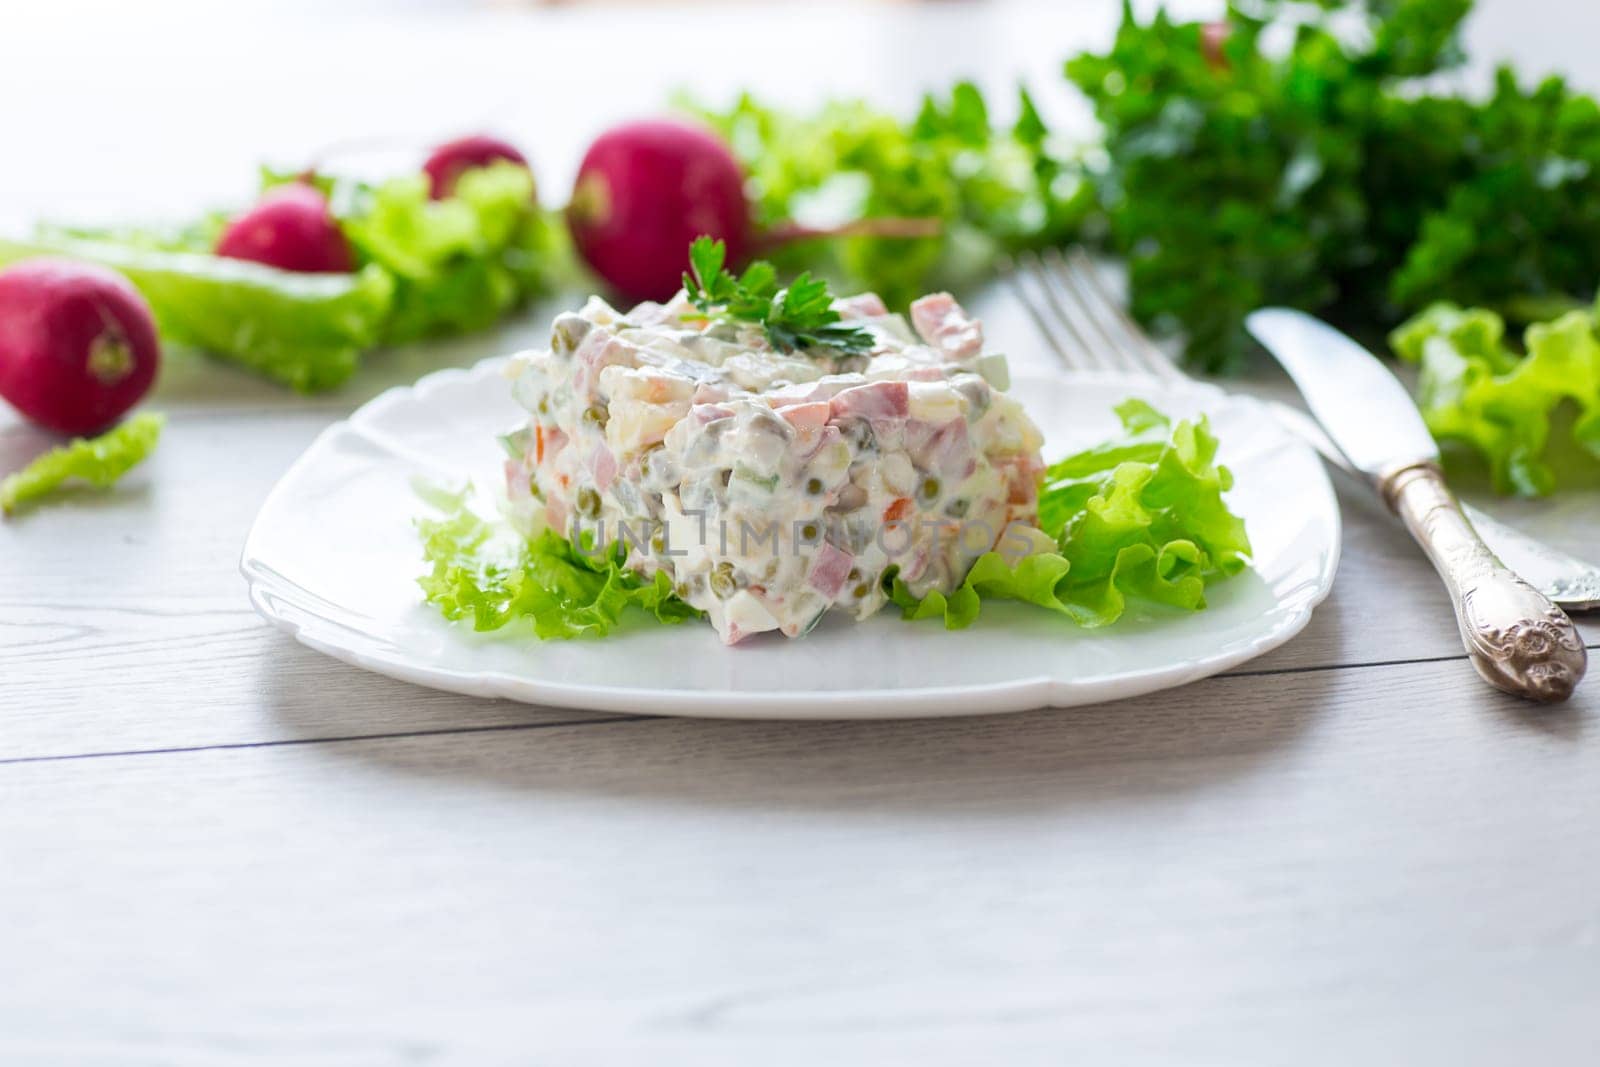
<box><xmin>242</xmin><ymin>359</ymin><xmax>1339</xmax><ymax>719</ymax></box>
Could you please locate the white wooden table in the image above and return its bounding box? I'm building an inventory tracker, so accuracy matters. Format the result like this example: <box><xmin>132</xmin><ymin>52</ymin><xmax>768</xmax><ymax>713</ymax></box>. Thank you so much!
<box><xmin>3</xmin><ymin>2</ymin><xmax>1599</xmax><ymax>1062</ymax></box>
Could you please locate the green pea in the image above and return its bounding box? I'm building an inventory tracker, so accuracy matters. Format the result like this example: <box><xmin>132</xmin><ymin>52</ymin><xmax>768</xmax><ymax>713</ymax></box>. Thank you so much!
<box><xmin>710</xmin><ymin>563</ymin><xmax>738</xmax><ymax>599</ymax></box>
<box><xmin>917</xmin><ymin>476</ymin><xmax>941</xmax><ymax>504</ymax></box>
<box><xmin>805</xmin><ymin>477</ymin><xmax>825</xmax><ymax>495</ymax></box>
<box><xmin>581</xmin><ymin>404</ymin><xmax>609</xmax><ymax>428</ymax></box>
<box><xmin>576</xmin><ymin>487</ymin><xmax>601</xmax><ymax>518</ymax></box>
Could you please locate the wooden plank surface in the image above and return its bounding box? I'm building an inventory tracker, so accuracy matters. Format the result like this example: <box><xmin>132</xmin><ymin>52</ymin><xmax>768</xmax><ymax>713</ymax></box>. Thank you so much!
<box><xmin>4</xmin><ymin>660</ymin><xmax>1596</xmax><ymax>1064</ymax></box>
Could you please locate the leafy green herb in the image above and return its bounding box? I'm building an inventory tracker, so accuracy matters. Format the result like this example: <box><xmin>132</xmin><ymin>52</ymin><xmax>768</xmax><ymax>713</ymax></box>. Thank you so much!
<box><xmin>2</xmin><ymin>413</ymin><xmax>164</xmax><ymax>517</ymax></box>
<box><xmin>416</xmin><ymin>486</ymin><xmax>700</xmax><ymax>639</ymax></box>
<box><xmin>1392</xmin><ymin>301</ymin><xmax>1600</xmax><ymax>496</ymax></box>
<box><xmin>889</xmin><ymin>400</ymin><xmax>1251</xmax><ymax>628</ymax></box>
<box><xmin>1387</xmin><ymin>68</ymin><xmax>1600</xmax><ymax>316</ymax></box>
<box><xmin>1066</xmin><ymin>0</ymin><xmax>1600</xmax><ymax>373</ymax></box>
<box><xmin>682</xmin><ymin>236</ymin><xmax>873</xmax><ymax>354</ymax></box>
<box><xmin>682</xmin><ymin>83</ymin><xmax>1088</xmax><ymax>308</ymax></box>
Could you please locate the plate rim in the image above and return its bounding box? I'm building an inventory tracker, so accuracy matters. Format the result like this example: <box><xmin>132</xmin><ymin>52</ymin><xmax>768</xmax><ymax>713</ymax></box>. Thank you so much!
<box><xmin>241</xmin><ymin>357</ymin><xmax>1341</xmax><ymax>720</ymax></box>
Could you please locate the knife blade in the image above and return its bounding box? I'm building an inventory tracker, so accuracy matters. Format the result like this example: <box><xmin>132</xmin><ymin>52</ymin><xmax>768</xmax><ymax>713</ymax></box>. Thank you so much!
<box><xmin>1247</xmin><ymin>308</ymin><xmax>1587</xmax><ymax>702</ymax></box>
<box><xmin>1246</xmin><ymin>310</ymin><xmax>1438</xmax><ymax>477</ymax></box>
<box><xmin>1265</xmin><ymin>401</ymin><xmax>1600</xmax><ymax>610</ymax></box>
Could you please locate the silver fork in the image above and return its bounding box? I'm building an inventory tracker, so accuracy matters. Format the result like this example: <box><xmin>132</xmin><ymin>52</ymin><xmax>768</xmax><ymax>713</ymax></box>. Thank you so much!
<box><xmin>1005</xmin><ymin>247</ymin><xmax>1187</xmax><ymax>384</ymax></box>
<box><xmin>1002</xmin><ymin>247</ymin><xmax>1600</xmax><ymax>611</ymax></box>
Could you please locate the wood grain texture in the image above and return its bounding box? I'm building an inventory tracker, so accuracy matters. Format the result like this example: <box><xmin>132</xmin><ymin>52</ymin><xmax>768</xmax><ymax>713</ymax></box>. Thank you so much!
<box><xmin>3</xmin><ymin>660</ymin><xmax>1596</xmax><ymax>1065</ymax></box>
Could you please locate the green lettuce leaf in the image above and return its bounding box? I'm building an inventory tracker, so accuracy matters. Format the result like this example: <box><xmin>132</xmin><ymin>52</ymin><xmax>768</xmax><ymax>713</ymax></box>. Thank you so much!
<box><xmin>1391</xmin><ymin>302</ymin><xmax>1600</xmax><ymax>495</ymax></box>
<box><xmin>416</xmin><ymin>488</ymin><xmax>700</xmax><ymax>640</ymax></box>
<box><xmin>0</xmin><ymin>235</ymin><xmax>394</xmax><ymax>392</ymax></box>
<box><xmin>329</xmin><ymin>161</ymin><xmax>564</xmax><ymax>343</ymax></box>
<box><xmin>4</xmin><ymin>161</ymin><xmax>563</xmax><ymax>393</ymax></box>
<box><xmin>2</xmin><ymin>413</ymin><xmax>164</xmax><ymax>516</ymax></box>
<box><xmin>888</xmin><ymin>400</ymin><xmax>1251</xmax><ymax>629</ymax></box>
<box><xmin>682</xmin><ymin>84</ymin><xmax>1088</xmax><ymax>308</ymax></box>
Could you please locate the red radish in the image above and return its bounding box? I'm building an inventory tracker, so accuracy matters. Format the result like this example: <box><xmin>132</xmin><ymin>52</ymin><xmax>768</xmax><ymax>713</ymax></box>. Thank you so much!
<box><xmin>215</xmin><ymin>183</ymin><xmax>354</xmax><ymax>273</ymax></box>
<box><xmin>0</xmin><ymin>259</ymin><xmax>160</xmax><ymax>436</ymax></box>
<box><xmin>568</xmin><ymin>117</ymin><xmax>942</xmax><ymax>305</ymax></box>
<box><xmin>424</xmin><ymin>134</ymin><xmax>531</xmax><ymax>199</ymax></box>
<box><xmin>568</xmin><ymin>118</ymin><xmax>753</xmax><ymax>304</ymax></box>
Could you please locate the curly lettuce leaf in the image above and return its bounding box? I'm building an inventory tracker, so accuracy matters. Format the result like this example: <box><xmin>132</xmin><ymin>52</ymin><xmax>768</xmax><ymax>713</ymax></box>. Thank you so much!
<box><xmin>683</xmin><ymin>84</ymin><xmax>1088</xmax><ymax>308</ymax></box>
<box><xmin>0</xmin><ymin>234</ymin><xmax>393</xmax><ymax>392</ymax></box>
<box><xmin>889</xmin><ymin>400</ymin><xmax>1251</xmax><ymax>629</ymax></box>
<box><xmin>6</xmin><ymin>161</ymin><xmax>563</xmax><ymax>393</ymax></box>
<box><xmin>416</xmin><ymin>487</ymin><xmax>700</xmax><ymax>640</ymax></box>
<box><xmin>2</xmin><ymin>413</ymin><xmax>164</xmax><ymax>516</ymax></box>
<box><xmin>330</xmin><ymin>161</ymin><xmax>564</xmax><ymax>343</ymax></box>
<box><xmin>1391</xmin><ymin>302</ymin><xmax>1600</xmax><ymax>496</ymax></box>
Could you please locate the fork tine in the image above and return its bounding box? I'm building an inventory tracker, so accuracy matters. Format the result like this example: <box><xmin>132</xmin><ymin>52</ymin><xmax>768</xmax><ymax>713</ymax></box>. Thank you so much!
<box><xmin>1019</xmin><ymin>250</ymin><xmax>1123</xmax><ymax>372</ymax></box>
<box><xmin>1060</xmin><ymin>249</ymin><xmax>1186</xmax><ymax>383</ymax></box>
<box><xmin>1037</xmin><ymin>248</ymin><xmax>1140</xmax><ymax>375</ymax></box>
<box><xmin>1002</xmin><ymin>252</ymin><xmax>1100</xmax><ymax>374</ymax></box>
<box><xmin>1039</xmin><ymin>248</ymin><xmax>1158</xmax><ymax>381</ymax></box>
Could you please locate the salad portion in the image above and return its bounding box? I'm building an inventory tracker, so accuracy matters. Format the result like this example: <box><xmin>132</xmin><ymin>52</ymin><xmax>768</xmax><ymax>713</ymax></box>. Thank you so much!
<box><xmin>420</xmin><ymin>240</ymin><xmax>1251</xmax><ymax>646</ymax></box>
<box><xmin>504</xmin><ymin>280</ymin><xmax>1043</xmax><ymax>644</ymax></box>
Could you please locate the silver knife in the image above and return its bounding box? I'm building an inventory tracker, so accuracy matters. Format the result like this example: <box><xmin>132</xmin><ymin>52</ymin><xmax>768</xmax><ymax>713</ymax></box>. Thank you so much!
<box><xmin>1247</xmin><ymin>308</ymin><xmax>1588</xmax><ymax>703</ymax></box>
<box><xmin>1266</xmin><ymin>402</ymin><xmax>1600</xmax><ymax>611</ymax></box>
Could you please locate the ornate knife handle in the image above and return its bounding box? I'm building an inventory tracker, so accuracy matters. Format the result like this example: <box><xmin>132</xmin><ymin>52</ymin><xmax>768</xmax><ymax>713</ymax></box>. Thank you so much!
<box><xmin>1381</xmin><ymin>462</ymin><xmax>1587</xmax><ymax>703</ymax></box>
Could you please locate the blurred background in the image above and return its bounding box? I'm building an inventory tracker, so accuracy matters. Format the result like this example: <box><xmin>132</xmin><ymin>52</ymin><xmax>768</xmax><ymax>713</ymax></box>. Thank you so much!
<box><xmin>8</xmin><ymin>0</ymin><xmax>1598</xmax><ymax>227</ymax></box>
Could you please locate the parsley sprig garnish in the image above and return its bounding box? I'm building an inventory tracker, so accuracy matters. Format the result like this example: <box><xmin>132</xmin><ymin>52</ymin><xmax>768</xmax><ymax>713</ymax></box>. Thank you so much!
<box><xmin>682</xmin><ymin>236</ymin><xmax>874</xmax><ymax>355</ymax></box>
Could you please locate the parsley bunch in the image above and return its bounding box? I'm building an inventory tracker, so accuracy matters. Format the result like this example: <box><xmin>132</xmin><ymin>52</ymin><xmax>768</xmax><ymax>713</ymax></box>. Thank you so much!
<box><xmin>681</xmin><ymin>237</ymin><xmax>874</xmax><ymax>355</ymax></box>
<box><xmin>1068</xmin><ymin>0</ymin><xmax>1600</xmax><ymax>372</ymax></box>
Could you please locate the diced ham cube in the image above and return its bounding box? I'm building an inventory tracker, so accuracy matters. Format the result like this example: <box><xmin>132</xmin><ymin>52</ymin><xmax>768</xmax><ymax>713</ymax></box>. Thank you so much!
<box><xmin>807</xmin><ymin>541</ymin><xmax>856</xmax><ymax>600</ymax></box>
<box><xmin>691</xmin><ymin>383</ymin><xmax>732</xmax><ymax>405</ymax></box>
<box><xmin>910</xmin><ymin>292</ymin><xmax>984</xmax><ymax>361</ymax></box>
<box><xmin>589</xmin><ymin>443</ymin><xmax>618</xmax><ymax>491</ymax></box>
<box><xmin>927</xmin><ymin>418</ymin><xmax>973</xmax><ymax>478</ymax></box>
<box><xmin>691</xmin><ymin>403</ymin><xmax>735</xmax><ymax>425</ymax></box>
<box><xmin>541</xmin><ymin>427</ymin><xmax>569</xmax><ymax>465</ymax></box>
<box><xmin>829</xmin><ymin>380</ymin><xmax>909</xmax><ymax>421</ymax></box>
<box><xmin>573</xmin><ymin>331</ymin><xmax>640</xmax><ymax>398</ymax></box>
<box><xmin>545</xmin><ymin>496</ymin><xmax>571</xmax><ymax>535</ymax></box>
<box><xmin>778</xmin><ymin>401</ymin><xmax>832</xmax><ymax>435</ymax></box>
<box><xmin>505</xmin><ymin>459</ymin><xmax>531</xmax><ymax>501</ymax></box>
<box><xmin>834</xmin><ymin>292</ymin><xmax>889</xmax><ymax>320</ymax></box>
